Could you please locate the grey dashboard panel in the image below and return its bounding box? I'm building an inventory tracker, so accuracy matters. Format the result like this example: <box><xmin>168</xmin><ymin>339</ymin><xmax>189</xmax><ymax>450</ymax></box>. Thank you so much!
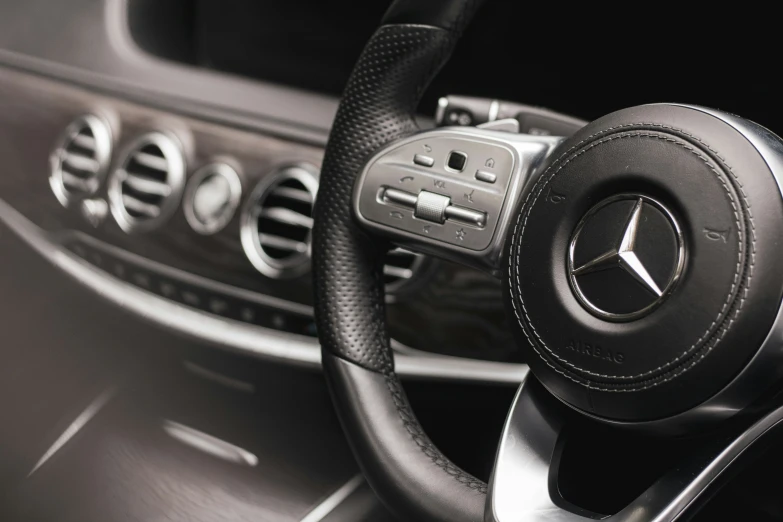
<box><xmin>0</xmin><ymin>1</ymin><xmax>527</xmax><ymax>384</ymax></box>
<box><xmin>0</xmin><ymin>65</ymin><xmax>526</xmax><ymax>385</ymax></box>
<box><xmin>0</xmin><ymin>0</ymin><xmax>338</xmax><ymax>145</ymax></box>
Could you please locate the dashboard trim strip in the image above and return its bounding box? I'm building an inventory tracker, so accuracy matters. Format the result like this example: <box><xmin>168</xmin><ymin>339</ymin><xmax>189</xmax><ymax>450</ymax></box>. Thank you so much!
<box><xmin>163</xmin><ymin>420</ymin><xmax>259</xmax><ymax>467</ymax></box>
<box><xmin>0</xmin><ymin>197</ymin><xmax>528</xmax><ymax>384</ymax></box>
<box><xmin>488</xmin><ymin>377</ymin><xmax>783</xmax><ymax>521</ymax></box>
<box><xmin>28</xmin><ymin>386</ymin><xmax>117</xmax><ymax>477</ymax></box>
<box><xmin>299</xmin><ymin>474</ymin><xmax>364</xmax><ymax>522</ymax></box>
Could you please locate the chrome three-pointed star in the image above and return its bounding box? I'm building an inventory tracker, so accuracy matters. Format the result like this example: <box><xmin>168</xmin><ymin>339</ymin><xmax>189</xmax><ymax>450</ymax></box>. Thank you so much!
<box><xmin>571</xmin><ymin>198</ymin><xmax>662</xmax><ymax>296</ymax></box>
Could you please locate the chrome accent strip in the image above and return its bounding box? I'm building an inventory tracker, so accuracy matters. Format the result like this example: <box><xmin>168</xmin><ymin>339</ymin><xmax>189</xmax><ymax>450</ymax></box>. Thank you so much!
<box><xmin>63</xmin><ymin>151</ymin><xmax>100</xmax><ymax>172</ymax></box>
<box><xmin>123</xmin><ymin>172</ymin><xmax>173</xmax><ymax>197</ymax></box>
<box><xmin>488</xmin><ymin>99</ymin><xmax>500</xmax><ymax>122</ymax></box>
<box><xmin>183</xmin><ymin>361</ymin><xmax>256</xmax><ymax>394</ymax></box>
<box><xmin>299</xmin><ymin>475</ymin><xmax>364</xmax><ymax>522</ymax></box>
<box><xmin>261</xmin><ymin>206</ymin><xmax>315</xmax><ymax>228</ymax></box>
<box><xmin>382</xmin><ymin>264</ymin><xmax>412</xmax><ymax>279</ymax></box>
<box><xmin>28</xmin><ymin>387</ymin><xmax>116</xmax><ymax>477</ymax></box>
<box><xmin>435</xmin><ymin>97</ymin><xmax>449</xmax><ymax>125</ymax></box>
<box><xmin>384</xmin><ymin>247</ymin><xmax>429</xmax><ymax>296</ymax></box>
<box><xmin>132</xmin><ymin>150</ymin><xmax>170</xmax><ymax>171</ymax></box>
<box><xmin>257</xmin><ymin>233</ymin><xmax>307</xmax><ymax>253</ymax></box>
<box><xmin>59</xmin><ymin>171</ymin><xmax>93</xmax><ymax>192</ymax></box>
<box><xmin>120</xmin><ymin>193</ymin><xmax>161</xmax><ymax>217</ymax></box>
<box><xmin>163</xmin><ymin>420</ymin><xmax>258</xmax><ymax>467</ymax></box>
<box><xmin>488</xmin><ymin>377</ymin><xmax>783</xmax><ymax>521</ymax></box>
<box><xmin>0</xmin><ymin>198</ymin><xmax>528</xmax><ymax>384</ymax></box>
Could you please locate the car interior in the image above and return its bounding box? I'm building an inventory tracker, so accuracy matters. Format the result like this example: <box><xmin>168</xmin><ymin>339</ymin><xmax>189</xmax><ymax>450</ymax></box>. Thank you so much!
<box><xmin>2</xmin><ymin>1</ymin><xmax>783</xmax><ymax>521</ymax></box>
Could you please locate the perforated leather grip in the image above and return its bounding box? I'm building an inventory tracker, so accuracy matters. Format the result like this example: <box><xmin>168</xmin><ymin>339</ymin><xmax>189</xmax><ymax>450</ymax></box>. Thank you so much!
<box><xmin>311</xmin><ymin>1</ymin><xmax>487</xmax><ymax>521</ymax></box>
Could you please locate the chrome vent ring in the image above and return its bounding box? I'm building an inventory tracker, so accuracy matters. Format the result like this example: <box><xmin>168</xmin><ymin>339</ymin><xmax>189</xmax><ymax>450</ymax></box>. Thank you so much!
<box><xmin>241</xmin><ymin>164</ymin><xmax>319</xmax><ymax>279</ymax></box>
<box><xmin>49</xmin><ymin>114</ymin><xmax>112</xmax><ymax>206</ymax></box>
<box><xmin>108</xmin><ymin>132</ymin><xmax>185</xmax><ymax>232</ymax></box>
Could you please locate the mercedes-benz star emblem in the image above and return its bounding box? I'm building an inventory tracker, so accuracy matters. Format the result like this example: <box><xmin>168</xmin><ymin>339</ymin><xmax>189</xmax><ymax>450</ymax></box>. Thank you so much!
<box><xmin>568</xmin><ymin>194</ymin><xmax>685</xmax><ymax>322</ymax></box>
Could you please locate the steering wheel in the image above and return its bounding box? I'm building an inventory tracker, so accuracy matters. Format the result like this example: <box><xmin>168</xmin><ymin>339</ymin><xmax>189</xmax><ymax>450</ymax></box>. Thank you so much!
<box><xmin>311</xmin><ymin>1</ymin><xmax>783</xmax><ymax>520</ymax></box>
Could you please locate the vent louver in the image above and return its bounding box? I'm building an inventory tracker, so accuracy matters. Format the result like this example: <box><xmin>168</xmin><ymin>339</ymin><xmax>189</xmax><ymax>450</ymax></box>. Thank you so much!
<box><xmin>384</xmin><ymin>248</ymin><xmax>427</xmax><ymax>292</ymax></box>
<box><xmin>108</xmin><ymin>133</ymin><xmax>185</xmax><ymax>232</ymax></box>
<box><xmin>242</xmin><ymin>165</ymin><xmax>430</xmax><ymax>289</ymax></box>
<box><xmin>241</xmin><ymin>165</ymin><xmax>319</xmax><ymax>279</ymax></box>
<box><xmin>50</xmin><ymin>115</ymin><xmax>112</xmax><ymax>206</ymax></box>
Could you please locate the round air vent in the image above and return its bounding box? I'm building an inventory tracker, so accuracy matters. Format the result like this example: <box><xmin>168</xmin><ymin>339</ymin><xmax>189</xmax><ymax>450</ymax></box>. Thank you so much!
<box><xmin>242</xmin><ymin>165</ymin><xmax>432</xmax><ymax>286</ymax></box>
<box><xmin>241</xmin><ymin>164</ymin><xmax>319</xmax><ymax>279</ymax></box>
<box><xmin>49</xmin><ymin>114</ymin><xmax>112</xmax><ymax>206</ymax></box>
<box><xmin>384</xmin><ymin>248</ymin><xmax>428</xmax><ymax>293</ymax></box>
<box><xmin>108</xmin><ymin>132</ymin><xmax>185</xmax><ymax>232</ymax></box>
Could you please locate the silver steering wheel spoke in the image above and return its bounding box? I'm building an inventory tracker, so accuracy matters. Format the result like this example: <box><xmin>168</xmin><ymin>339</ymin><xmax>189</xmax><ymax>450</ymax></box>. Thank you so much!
<box><xmin>352</xmin><ymin>125</ymin><xmax>563</xmax><ymax>275</ymax></box>
<box><xmin>487</xmin><ymin>377</ymin><xmax>783</xmax><ymax>522</ymax></box>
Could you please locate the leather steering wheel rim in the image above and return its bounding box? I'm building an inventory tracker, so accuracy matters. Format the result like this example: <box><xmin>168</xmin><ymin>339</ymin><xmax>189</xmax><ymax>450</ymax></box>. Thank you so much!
<box><xmin>312</xmin><ymin>1</ymin><xmax>488</xmax><ymax>521</ymax></box>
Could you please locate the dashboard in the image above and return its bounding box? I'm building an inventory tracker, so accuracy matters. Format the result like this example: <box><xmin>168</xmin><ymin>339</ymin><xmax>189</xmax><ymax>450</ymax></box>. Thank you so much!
<box><xmin>0</xmin><ymin>0</ymin><xmax>531</xmax><ymax>385</ymax></box>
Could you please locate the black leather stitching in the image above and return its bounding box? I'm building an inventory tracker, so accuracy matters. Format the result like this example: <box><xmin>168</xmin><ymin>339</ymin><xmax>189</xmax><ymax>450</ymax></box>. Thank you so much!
<box><xmin>383</xmin><ymin>373</ymin><xmax>488</xmax><ymax>493</ymax></box>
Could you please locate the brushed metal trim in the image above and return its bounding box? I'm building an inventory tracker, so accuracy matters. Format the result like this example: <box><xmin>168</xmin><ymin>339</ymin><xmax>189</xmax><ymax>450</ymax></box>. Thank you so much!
<box><xmin>0</xmin><ymin>198</ymin><xmax>528</xmax><ymax>384</ymax></box>
<box><xmin>487</xmin><ymin>376</ymin><xmax>783</xmax><ymax>521</ymax></box>
<box><xmin>163</xmin><ymin>420</ymin><xmax>259</xmax><ymax>467</ymax></box>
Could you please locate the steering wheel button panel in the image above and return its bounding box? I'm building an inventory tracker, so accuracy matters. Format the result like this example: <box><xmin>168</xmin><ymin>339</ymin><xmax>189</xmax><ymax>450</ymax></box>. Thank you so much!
<box><xmin>354</xmin><ymin>128</ymin><xmax>560</xmax><ymax>270</ymax></box>
<box><xmin>355</xmin><ymin>131</ymin><xmax>512</xmax><ymax>252</ymax></box>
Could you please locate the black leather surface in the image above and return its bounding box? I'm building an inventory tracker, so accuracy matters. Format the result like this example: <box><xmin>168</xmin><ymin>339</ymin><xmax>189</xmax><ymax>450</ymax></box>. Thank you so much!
<box><xmin>324</xmin><ymin>354</ymin><xmax>486</xmax><ymax>522</ymax></box>
<box><xmin>312</xmin><ymin>22</ymin><xmax>454</xmax><ymax>373</ymax></box>
<box><xmin>311</xmin><ymin>1</ymin><xmax>488</xmax><ymax>520</ymax></box>
<box><xmin>506</xmin><ymin>104</ymin><xmax>783</xmax><ymax>421</ymax></box>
